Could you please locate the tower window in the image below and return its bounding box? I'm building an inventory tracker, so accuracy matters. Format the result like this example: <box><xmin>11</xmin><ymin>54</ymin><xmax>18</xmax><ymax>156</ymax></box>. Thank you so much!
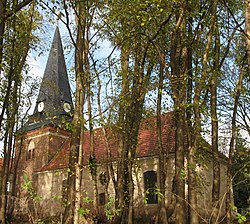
<box><xmin>28</xmin><ymin>150</ymin><xmax>31</xmax><ymax>160</ymax></box>
<box><xmin>144</xmin><ymin>171</ymin><xmax>158</xmax><ymax>204</ymax></box>
<box><xmin>27</xmin><ymin>141</ymin><xmax>35</xmax><ymax>161</ymax></box>
<box><xmin>26</xmin><ymin>149</ymin><xmax>35</xmax><ymax>160</ymax></box>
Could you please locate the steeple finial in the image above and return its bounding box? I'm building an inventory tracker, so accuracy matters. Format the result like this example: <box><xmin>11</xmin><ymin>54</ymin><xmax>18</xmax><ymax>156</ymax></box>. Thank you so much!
<box><xmin>56</xmin><ymin>11</ymin><xmax>60</xmax><ymax>26</ymax></box>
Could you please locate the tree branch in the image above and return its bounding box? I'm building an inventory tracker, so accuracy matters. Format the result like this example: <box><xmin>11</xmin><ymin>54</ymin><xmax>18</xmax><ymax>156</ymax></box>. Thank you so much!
<box><xmin>0</xmin><ymin>0</ymin><xmax>33</xmax><ymax>25</ymax></box>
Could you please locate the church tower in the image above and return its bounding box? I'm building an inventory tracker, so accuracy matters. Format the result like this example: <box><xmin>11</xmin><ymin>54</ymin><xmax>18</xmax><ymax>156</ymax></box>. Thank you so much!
<box><xmin>27</xmin><ymin>26</ymin><xmax>73</xmax><ymax>130</ymax></box>
<box><xmin>15</xmin><ymin>27</ymin><xmax>73</xmax><ymax>195</ymax></box>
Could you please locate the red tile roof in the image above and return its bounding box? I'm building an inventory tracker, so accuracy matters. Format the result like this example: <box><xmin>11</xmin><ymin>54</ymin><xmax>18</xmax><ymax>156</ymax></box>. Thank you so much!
<box><xmin>37</xmin><ymin>113</ymin><xmax>176</xmax><ymax>172</ymax></box>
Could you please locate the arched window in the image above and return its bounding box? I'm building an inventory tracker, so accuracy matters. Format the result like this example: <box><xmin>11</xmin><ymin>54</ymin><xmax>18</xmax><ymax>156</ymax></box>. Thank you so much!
<box><xmin>143</xmin><ymin>171</ymin><xmax>158</xmax><ymax>204</ymax></box>
<box><xmin>27</xmin><ymin>141</ymin><xmax>35</xmax><ymax>160</ymax></box>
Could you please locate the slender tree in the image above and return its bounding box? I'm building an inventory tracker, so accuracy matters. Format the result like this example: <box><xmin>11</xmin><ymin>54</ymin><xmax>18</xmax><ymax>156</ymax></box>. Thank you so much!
<box><xmin>224</xmin><ymin>1</ymin><xmax>249</xmax><ymax>222</ymax></box>
<box><xmin>62</xmin><ymin>0</ymin><xmax>86</xmax><ymax>221</ymax></box>
<box><xmin>211</xmin><ymin>12</ymin><xmax>221</xmax><ymax>222</ymax></box>
<box><xmin>0</xmin><ymin>0</ymin><xmax>34</xmax><ymax>131</ymax></box>
<box><xmin>156</xmin><ymin>61</ymin><xmax>168</xmax><ymax>224</ymax></box>
<box><xmin>169</xmin><ymin>2</ymin><xmax>188</xmax><ymax>222</ymax></box>
<box><xmin>0</xmin><ymin>2</ymin><xmax>37</xmax><ymax>222</ymax></box>
<box><xmin>62</xmin><ymin>0</ymin><xmax>99</xmax><ymax>223</ymax></box>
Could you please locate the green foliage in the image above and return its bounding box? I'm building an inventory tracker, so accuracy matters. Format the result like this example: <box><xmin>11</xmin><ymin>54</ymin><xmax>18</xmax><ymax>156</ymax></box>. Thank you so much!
<box><xmin>35</xmin><ymin>219</ymin><xmax>45</xmax><ymax>224</ymax></box>
<box><xmin>78</xmin><ymin>207</ymin><xmax>90</xmax><ymax>216</ymax></box>
<box><xmin>180</xmin><ymin>167</ymin><xmax>186</xmax><ymax>180</ymax></box>
<box><xmin>22</xmin><ymin>175</ymin><xmax>33</xmax><ymax>191</ymax></box>
<box><xmin>21</xmin><ymin>175</ymin><xmax>45</xmax><ymax>223</ymax></box>
<box><xmin>57</xmin><ymin>116</ymin><xmax>73</xmax><ymax>131</ymax></box>
<box><xmin>236</xmin><ymin>213</ymin><xmax>247</xmax><ymax>224</ymax></box>
<box><xmin>89</xmin><ymin>155</ymin><xmax>97</xmax><ymax>176</ymax></box>
<box><xmin>22</xmin><ymin>175</ymin><xmax>42</xmax><ymax>202</ymax></box>
<box><xmin>83</xmin><ymin>192</ymin><xmax>93</xmax><ymax>204</ymax></box>
<box><xmin>143</xmin><ymin>188</ymin><xmax>163</xmax><ymax>205</ymax></box>
<box><xmin>232</xmin><ymin>135</ymin><xmax>250</xmax><ymax>214</ymax></box>
<box><xmin>231</xmin><ymin>204</ymin><xmax>248</xmax><ymax>224</ymax></box>
<box><xmin>143</xmin><ymin>190</ymin><xmax>149</xmax><ymax>205</ymax></box>
<box><xmin>74</xmin><ymin>192</ymin><xmax>93</xmax><ymax>217</ymax></box>
<box><xmin>52</xmin><ymin>195</ymin><xmax>62</xmax><ymax>201</ymax></box>
<box><xmin>155</xmin><ymin>188</ymin><xmax>163</xmax><ymax>202</ymax></box>
<box><xmin>104</xmin><ymin>196</ymin><xmax>120</xmax><ymax>221</ymax></box>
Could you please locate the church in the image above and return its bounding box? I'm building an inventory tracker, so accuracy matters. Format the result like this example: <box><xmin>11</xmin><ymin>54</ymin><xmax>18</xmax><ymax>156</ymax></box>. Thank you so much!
<box><xmin>12</xmin><ymin>27</ymin><xmax>229</xmax><ymax>223</ymax></box>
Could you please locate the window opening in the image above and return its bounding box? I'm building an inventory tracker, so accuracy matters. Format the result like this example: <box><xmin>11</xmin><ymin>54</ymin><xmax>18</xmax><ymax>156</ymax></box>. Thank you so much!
<box><xmin>144</xmin><ymin>170</ymin><xmax>158</xmax><ymax>204</ymax></box>
<box><xmin>32</xmin><ymin>149</ymin><xmax>35</xmax><ymax>159</ymax></box>
<box><xmin>99</xmin><ymin>193</ymin><xmax>105</xmax><ymax>206</ymax></box>
<box><xmin>28</xmin><ymin>150</ymin><xmax>31</xmax><ymax>160</ymax></box>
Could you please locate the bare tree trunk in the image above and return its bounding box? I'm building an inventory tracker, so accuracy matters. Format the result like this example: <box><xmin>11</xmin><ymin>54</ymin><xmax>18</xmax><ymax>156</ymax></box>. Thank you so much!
<box><xmin>63</xmin><ymin>58</ymin><xmax>86</xmax><ymax>224</ymax></box>
<box><xmin>170</xmin><ymin>5</ymin><xmax>187</xmax><ymax>222</ymax></box>
<box><xmin>9</xmin><ymin>130</ymin><xmax>24</xmax><ymax>216</ymax></box>
<box><xmin>1</xmin><ymin>77</ymin><xmax>19</xmax><ymax>224</ymax></box>
<box><xmin>0</xmin><ymin>0</ymin><xmax>7</xmax><ymax>67</ymax></box>
<box><xmin>114</xmin><ymin>44</ymin><xmax>129</xmax><ymax>223</ymax></box>
<box><xmin>1</xmin><ymin>129</ymin><xmax>9</xmax><ymax>224</ymax></box>
<box><xmin>88</xmin><ymin>82</ymin><xmax>99</xmax><ymax>218</ymax></box>
<box><xmin>0</xmin><ymin>0</ymin><xmax>33</xmax><ymax>130</ymax></box>
<box><xmin>0</xmin><ymin>23</ymin><xmax>17</xmax><ymax>221</ymax></box>
<box><xmin>246</xmin><ymin>0</ymin><xmax>250</xmax><ymax>71</ymax></box>
<box><xmin>188</xmin><ymin>2</ymin><xmax>218</xmax><ymax>223</ymax></box>
<box><xmin>185</xmin><ymin>15</ymin><xmax>196</xmax><ymax>224</ymax></box>
<box><xmin>0</xmin><ymin>58</ymin><xmax>15</xmax><ymax>130</ymax></box>
<box><xmin>1</xmin><ymin>124</ymin><xmax>14</xmax><ymax>224</ymax></box>
<box><xmin>63</xmin><ymin>2</ymin><xmax>86</xmax><ymax>221</ymax></box>
<box><xmin>73</xmin><ymin>127</ymin><xmax>84</xmax><ymax>224</ymax></box>
<box><xmin>87</xmin><ymin>55</ymin><xmax>98</xmax><ymax>218</ymax></box>
<box><xmin>115</xmin><ymin>36</ymin><xmax>151</xmax><ymax>223</ymax></box>
<box><xmin>225</xmin><ymin>69</ymin><xmax>243</xmax><ymax>224</ymax></box>
<box><xmin>173</xmin><ymin>108</ymin><xmax>186</xmax><ymax>224</ymax></box>
<box><xmin>0</xmin><ymin>5</ymin><xmax>33</xmax><ymax>218</ymax></box>
<box><xmin>8</xmin><ymin>1</ymin><xmax>35</xmax><ymax>215</ymax></box>
<box><xmin>63</xmin><ymin>1</ymin><xmax>99</xmax><ymax>222</ymax></box>
<box><xmin>225</xmin><ymin>4</ymin><xmax>246</xmax><ymax>219</ymax></box>
<box><xmin>156</xmin><ymin>62</ymin><xmax>168</xmax><ymax>224</ymax></box>
<box><xmin>211</xmin><ymin>16</ymin><xmax>221</xmax><ymax>223</ymax></box>
<box><xmin>96</xmin><ymin>73</ymin><xmax>117</xmax><ymax>194</ymax></box>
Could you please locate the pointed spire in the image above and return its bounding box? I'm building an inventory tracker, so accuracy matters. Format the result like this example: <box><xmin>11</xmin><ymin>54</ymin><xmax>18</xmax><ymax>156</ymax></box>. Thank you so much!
<box><xmin>27</xmin><ymin>26</ymin><xmax>73</xmax><ymax>130</ymax></box>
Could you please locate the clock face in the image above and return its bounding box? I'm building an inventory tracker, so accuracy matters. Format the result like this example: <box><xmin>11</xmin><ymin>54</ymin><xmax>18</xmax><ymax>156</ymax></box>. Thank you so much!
<box><xmin>38</xmin><ymin>102</ymin><xmax>44</xmax><ymax>112</ymax></box>
<box><xmin>63</xmin><ymin>102</ymin><xmax>71</xmax><ymax>113</ymax></box>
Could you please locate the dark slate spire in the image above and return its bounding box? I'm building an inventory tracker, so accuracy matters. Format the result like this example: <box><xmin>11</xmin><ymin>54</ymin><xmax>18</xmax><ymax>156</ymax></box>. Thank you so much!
<box><xmin>26</xmin><ymin>26</ymin><xmax>73</xmax><ymax>130</ymax></box>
